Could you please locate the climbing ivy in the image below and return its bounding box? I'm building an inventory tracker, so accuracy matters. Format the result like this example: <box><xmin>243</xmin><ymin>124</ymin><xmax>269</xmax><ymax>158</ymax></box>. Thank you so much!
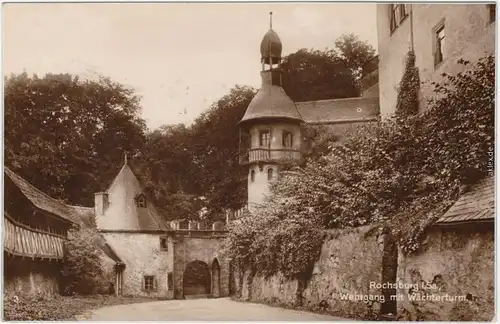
<box><xmin>224</xmin><ymin>55</ymin><xmax>494</xmax><ymax>278</ymax></box>
<box><xmin>395</xmin><ymin>50</ymin><xmax>420</xmax><ymax>117</ymax></box>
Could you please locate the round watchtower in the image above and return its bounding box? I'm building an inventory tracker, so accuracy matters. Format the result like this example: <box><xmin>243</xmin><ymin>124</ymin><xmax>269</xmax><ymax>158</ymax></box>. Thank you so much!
<box><xmin>238</xmin><ymin>13</ymin><xmax>304</xmax><ymax>209</ymax></box>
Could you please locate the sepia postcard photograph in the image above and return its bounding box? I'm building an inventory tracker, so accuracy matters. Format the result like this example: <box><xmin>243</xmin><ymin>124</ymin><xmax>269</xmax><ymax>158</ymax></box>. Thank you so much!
<box><xmin>1</xmin><ymin>1</ymin><xmax>496</xmax><ymax>321</ymax></box>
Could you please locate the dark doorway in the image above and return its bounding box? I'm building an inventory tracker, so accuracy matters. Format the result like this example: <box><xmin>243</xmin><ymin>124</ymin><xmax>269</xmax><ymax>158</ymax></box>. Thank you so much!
<box><xmin>211</xmin><ymin>258</ymin><xmax>221</xmax><ymax>298</ymax></box>
<box><xmin>380</xmin><ymin>229</ymin><xmax>398</xmax><ymax>316</ymax></box>
<box><xmin>228</xmin><ymin>260</ymin><xmax>236</xmax><ymax>296</ymax></box>
<box><xmin>183</xmin><ymin>260</ymin><xmax>211</xmax><ymax>297</ymax></box>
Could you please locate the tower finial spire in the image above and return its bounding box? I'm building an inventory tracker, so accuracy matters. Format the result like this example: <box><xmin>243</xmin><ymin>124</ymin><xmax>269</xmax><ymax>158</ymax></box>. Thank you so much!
<box><xmin>124</xmin><ymin>151</ymin><xmax>128</xmax><ymax>165</ymax></box>
<box><xmin>269</xmin><ymin>12</ymin><xmax>273</xmax><ymax>29</ymax></box>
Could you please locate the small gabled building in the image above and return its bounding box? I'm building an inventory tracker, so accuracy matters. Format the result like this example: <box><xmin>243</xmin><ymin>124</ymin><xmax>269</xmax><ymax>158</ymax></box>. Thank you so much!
<box><xmin>94</xmin><ymin>158</ymin><xmax>174</xmax><ymax>298</ymax></box>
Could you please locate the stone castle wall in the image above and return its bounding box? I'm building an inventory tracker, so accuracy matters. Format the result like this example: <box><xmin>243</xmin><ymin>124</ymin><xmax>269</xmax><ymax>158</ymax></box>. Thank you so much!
<box><xmin>239</xmin><ymin>226</ymin><xmax>384</xmax><ymax>319</ymax></box>
<box><xmin>236</xmin><ymin>224</ymin><xmax>494</xmax><ymax>320</ymax></box>
<box><xmin>397</xmin><ymin>226</ymin><xmax>494</xmax><ymax>321</ymax></box>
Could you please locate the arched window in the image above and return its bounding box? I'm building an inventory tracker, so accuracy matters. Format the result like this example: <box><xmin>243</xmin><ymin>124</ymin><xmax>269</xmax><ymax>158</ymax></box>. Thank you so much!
<box><xmin>267</xmin><ymin>168</ymin><xmax>274</xmax><ymax>181</ymax></box>
<box><xmin>250</xmin><ymin>170</ymin><xmax>255</xmax><ymax>182</ymax></box>
<box><xmin>282</xmin><ymin>131</ymin><xmax>293</xmax><ymax>147</ymax></box>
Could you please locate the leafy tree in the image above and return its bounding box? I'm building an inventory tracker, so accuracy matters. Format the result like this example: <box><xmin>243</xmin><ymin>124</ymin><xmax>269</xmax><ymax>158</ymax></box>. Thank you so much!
<box><xmin>4</xmin><ymin>73</ymin><xmax>146</xmax><ymax>206</ymax></box>
<box><xmin>334</xmin><ymin>33</ymin><xmax>377</xmax><ymax>82</ymax></box>
<box><xmin>281</xmin><ymin>34</ymin><xmax>376</xmax><ymax>102</ymax></box>
<box><xmin>188</xmin><ymin>86</ymin><xmax>256</xmax><ymax>218</ymax></box>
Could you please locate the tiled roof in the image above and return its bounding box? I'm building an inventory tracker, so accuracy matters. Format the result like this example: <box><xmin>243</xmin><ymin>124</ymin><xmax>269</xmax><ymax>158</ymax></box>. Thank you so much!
<box><xmin>296</xmin><ymin>97</ymin><xmax>379</xmax><ymax>124</ymax></box>
<box><xmin>5</xmin><ymin>167</ymin><xmax>79</xmax><ymax>224</ymax></box>
<box><xmin>68</xmin><ymin>205</ymin><xmax>95</xmax><ymax>228</ymax></box>
<box><xmin>98</xmin><ymin>163</ymin><xmax>169</xmax><ymax>231</ymax></box>
<box><xmin>437</xmin><ymin>177</ymin><xmax>495</xmax><ymax>224</ymax></box>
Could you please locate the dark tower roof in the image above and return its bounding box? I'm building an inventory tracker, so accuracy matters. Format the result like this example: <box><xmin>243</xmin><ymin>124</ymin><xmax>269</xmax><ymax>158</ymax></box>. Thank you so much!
<box><xmin>260</xmin><ymin>29</ymin><xmax>282</xmax><ymax>64</ymax></box>
<box><xmin>240</xmin><ymin>71</ymin><xmax>302</xmax><ymax>124</ymax></box>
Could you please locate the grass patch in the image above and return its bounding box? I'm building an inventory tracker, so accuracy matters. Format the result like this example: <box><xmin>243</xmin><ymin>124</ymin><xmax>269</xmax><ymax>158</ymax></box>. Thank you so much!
<box><xmin>3</xmin><ymin>294</ymin><xmax>157</xmax><ymax>321</ymax></box>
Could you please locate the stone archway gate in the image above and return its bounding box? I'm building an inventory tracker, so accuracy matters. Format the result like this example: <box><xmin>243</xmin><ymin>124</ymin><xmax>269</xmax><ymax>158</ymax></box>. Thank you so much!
<box><xmin>172</xmin><ymin>229</ymin><xmax>229</xmax><ymax>299</ymax></box>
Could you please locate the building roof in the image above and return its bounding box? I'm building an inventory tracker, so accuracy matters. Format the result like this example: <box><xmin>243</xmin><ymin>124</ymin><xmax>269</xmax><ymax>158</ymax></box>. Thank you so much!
<box><xmin>437</xmin><ymin>177</ymin><xmax>495</xmax><ymax>225</ymax></box>
<box><xmin>260</xmin><ymin>28</ymin><xmax>282</xmax><ymax>63</ymax></box>
<box><xmin>97</xmin><ymin>162</ymin><xmax>169</xmax><ymax>231</ymax></box>
<box><xmin>296</xmin><ymin>97</ymin><xmax>380</xmax><ymax>124</ymax></box>
<box><xmin>4</xmin><ymin>167</ymin><xmax>79</xmax><ymax>224</ymax></box>
<box><xmin>240</xmin><ymin>77</ymin><xmax>303</xmax><ymax>124</ymax></box>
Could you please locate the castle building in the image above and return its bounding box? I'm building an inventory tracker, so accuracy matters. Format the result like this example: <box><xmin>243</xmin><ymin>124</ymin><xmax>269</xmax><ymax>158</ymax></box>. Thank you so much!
<box><xmin>238</xmin><ymin>14</ymin><xmax>380</xmax><ymax>209</ymax></box>
<box><xmin>377</xmin><ymin>4</ymin><xmax>496</xmax><ymax>118</ymax></box>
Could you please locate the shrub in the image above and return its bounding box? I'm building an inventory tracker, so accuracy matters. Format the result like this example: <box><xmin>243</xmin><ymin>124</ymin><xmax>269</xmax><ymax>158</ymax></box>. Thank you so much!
<box><xmin>61</xmin><ymin>225</ymin><xmax>106</xmax><ymax>295</ymax></box>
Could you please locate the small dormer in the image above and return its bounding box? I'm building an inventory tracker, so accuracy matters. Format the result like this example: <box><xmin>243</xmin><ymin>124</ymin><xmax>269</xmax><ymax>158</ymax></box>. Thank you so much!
<box><xmin>135</xmin><ymin>194</ymin><xmax>147</xmax><ymax>208</ymax></box>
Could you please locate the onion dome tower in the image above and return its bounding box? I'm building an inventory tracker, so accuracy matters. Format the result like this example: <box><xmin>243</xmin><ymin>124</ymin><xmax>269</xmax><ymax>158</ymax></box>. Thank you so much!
<box><xmin>239</xmin><ymin>13</ymin><xmax>304</xmax><ymax>210</ymax></box>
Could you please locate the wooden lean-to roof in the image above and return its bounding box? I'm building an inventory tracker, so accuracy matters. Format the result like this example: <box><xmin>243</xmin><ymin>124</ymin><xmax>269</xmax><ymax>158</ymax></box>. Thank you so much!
<box><xmin>437</xmin><ymin>177</ymin><xmax>495</xmax><ymax>225</ymax></box>
<box><xmin>4</xmin><ymin>167</ymin><xmax>79</xmax><ymax>224</ymax></box>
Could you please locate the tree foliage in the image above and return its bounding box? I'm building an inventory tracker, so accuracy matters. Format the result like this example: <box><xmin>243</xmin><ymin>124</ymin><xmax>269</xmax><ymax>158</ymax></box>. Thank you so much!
<box><xmin>4</xmin><ymin>73</ymin><xmax>147</xmax><ymax>206</ymax></box>
<box><xmin>224</xmin><ymin>55</ymin><xmax>495</xmax><ymax>278</ymax></box>
<box><xmin>281</xmin><ymin>34</ymin><xmax>376</xmax><ymax>102</ymax></box>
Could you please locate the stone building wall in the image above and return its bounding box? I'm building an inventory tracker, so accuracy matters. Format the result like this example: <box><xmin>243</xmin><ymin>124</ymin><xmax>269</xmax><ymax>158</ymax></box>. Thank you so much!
<box><xmin>4</xmin><ymin>257</ymin><xmax>61</xmax><ymax>296</ymax></box>
<box><xmin>377</xmin><ymin>4</ymin><xmax>495</xmax><ymax>118</ymax></box>
<box><xmin>396</xmin><ymin>225</ymin><xmax>494</xmax><ymax>321</ymax></box>
<box><xmin>102</xmin><ymin>232</ymin><xmax>173</xmax><ymax>298</ymax></box>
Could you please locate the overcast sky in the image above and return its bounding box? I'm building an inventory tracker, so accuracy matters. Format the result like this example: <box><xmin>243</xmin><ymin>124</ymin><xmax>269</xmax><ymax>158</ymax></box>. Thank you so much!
<box><xmin>3</xmin><ymin>3</ymin><xmax>378</xmax><ymax>130</ymax></box>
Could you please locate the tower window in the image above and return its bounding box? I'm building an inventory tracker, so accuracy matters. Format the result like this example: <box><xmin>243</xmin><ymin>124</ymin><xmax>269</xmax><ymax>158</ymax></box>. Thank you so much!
<box><xmin>259</xmin><ymin>130</ymin><xmax>271</xmax><ymax>147</ymax></box>
<box><xmin>250</xmin><ymin>170</ymin><xmax>255</xmax><ymax>182</ymax></box>
<box><xmin>282</xmin><ymin>131</ymin><xmax>293</xmax><ymax>148</ymax></box>
<box><xmin>434</xmin><ymin>22</ymin><xmax>445</xmax><ymax>66</ymax></box>
<box><xmin>267</xmin><ymin>168</ymin><xmax>274</xmax><ymax>181</ymax></box>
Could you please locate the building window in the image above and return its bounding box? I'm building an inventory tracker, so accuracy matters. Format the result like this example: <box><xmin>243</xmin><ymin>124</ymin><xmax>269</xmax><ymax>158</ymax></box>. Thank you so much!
<box><xmin>390</xmin><ymin>4</ymin><xmax>409</xmax><ymax>33</ymax></box>
<box><xmin>135</xmin><ymin>194</ymin><xmax>147</xmax><ymax>208</ymax></box>
<box><xmin>488</xmin><ymin>4</ymin><xmax>496</xmax><ymax>23</ymax></box>
<box><xmin>250</xmin><ymin>169</ymin><xmax>255</xmax><ymax>182</ymax></box>
<box><xmin>267</xmin><ymin>168</ymin><xmax>274</xmax><ymax>181</ymax></box>
<box><xmin>282</xmin><ymin>131</ymin><xmax>293</xmax><ymax>148</ymax></box>
<box><xmin>143</xmin><ymin>275</ymin><xmax>156</xmax><ymax>291</ymax></box>
<box><xmin>259</xmin><ymin>130</ymin><xmax>271</xmax><ymax>147</ymax></box>
<box><xmin>160</xmin><ymin>237</ymin><xmax>168</xmax><ymax>251</ymax></box>
<box><xmin>434</xmin><ymin>23</ymin><xmax>445</xmax><ymax>66</ymax></box>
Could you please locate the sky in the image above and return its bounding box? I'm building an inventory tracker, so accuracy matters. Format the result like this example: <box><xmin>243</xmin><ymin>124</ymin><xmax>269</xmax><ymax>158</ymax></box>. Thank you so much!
<box><xmin>3</xmin><ymin>3</ymin><xmax>378</xmax><ymax>131</ymax></box>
